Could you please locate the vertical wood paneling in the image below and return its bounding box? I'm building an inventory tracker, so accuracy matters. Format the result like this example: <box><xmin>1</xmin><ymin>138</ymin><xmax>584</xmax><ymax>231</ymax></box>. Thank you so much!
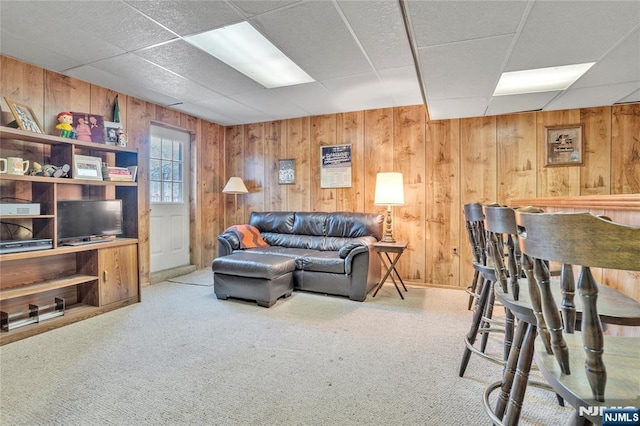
<box><xmin>537</xmin><ymin>110</ymin><xmax>582</xmax><ymax>197</ymax></box>
<box><xmin>44</xmin><ymin>71</ymin><xmax>91</xmax><ymax>135</ymax></box>
<box><xmin>1</xmin><ymin>57</ymin><xmax>44</xmax><ymax>128</ymax></box>
<box><xmin>459</xmin><ymin>116</ymin><xmax>497</xmax><ymax>289</ymax></box>
<box><xmin>155</xmin><ymin>106</ymin><xmax>181</xmax><ymax>127</ymax></box>
<box><xmin>496</xmin><ymin>113</ymin><xmax>537</xmax><ymax>204</ymax></box>
<box><xmin>245</xmin><ymin>123</ymin><xmax>265</xmax><ymax>215</ymax></box>
<box><xmin>286</xmin><ymin>117</ymin><xmax>311</xmax><ymax>211</ymax></box>
<box><xmin>460</xmin><ymin>116</ymin><xmax>497</xmax><ymax>203</ymax></box>
<box><xmin>336</xmin><ymin>111</ymin><xmax>365</xmax><ymax>212</ymax></box>
<box><xmin>264</xmin><ymin>121</ymin><xmax>287</xmax><ymax>211</ymax></box>
<box><xmin>425</xmin><ymin>119</ymin><xmax>460</xmax><ymax>287</ymax></box>
<box><xmin>311</xmin><ymin>115</ymin><xmax>337</xmax><ymax>212</ymax></box>
<box><xmin>224</xmin><ymin>126</ymin><xmax>245</xmax><ymax>226</ymax></box>
<box><xmin>611</xmin><ymin>104</ymin><xmax>640</xmax><ymax>194</ymax></box>
<box><xmin>201</xmin><ymin>121</ymin><xmax>224</xmax><ymax>265</ymax></box>
<box><xmin>394</xmin><ymin>106</ymin><xmax>426</xmax><ymax>281</ymax></box>
<box><xmin>581</xmin><ymin>107</ymin><xmax>611</xmax><ymax>195</ymax></box>
<box><xmin>126</xmin><ymin>97</ymin><xmax>154</xmax><ymax>286</ymax></box>
<box><xmin>364</xmin><ymin>108</ymin><xmax>394</xmax><ymax>215</ymax></box>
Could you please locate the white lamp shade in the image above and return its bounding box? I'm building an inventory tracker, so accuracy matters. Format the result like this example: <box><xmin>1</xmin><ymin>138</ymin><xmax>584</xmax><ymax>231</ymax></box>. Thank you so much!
<box><xmin>374</xmin><ymin>172</ymin><xmax>404</xmax><ymax>206</ymax></box>
<box><xmin>222</xmin><ymin>177</ymin><xmax>248</xmax><ymax>194</ymax></box>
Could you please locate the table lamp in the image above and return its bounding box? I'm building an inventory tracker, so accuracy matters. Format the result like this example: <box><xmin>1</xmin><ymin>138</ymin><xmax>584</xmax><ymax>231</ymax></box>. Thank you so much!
<box><xmin>374</xmin><ymin>172</ymin><xmax>404</xmax><ymax>243</ymax></box>
<box><xmin>223</xmin><ymin>176</ymin><xmax>248</xmax><ymax>210</ymax></box>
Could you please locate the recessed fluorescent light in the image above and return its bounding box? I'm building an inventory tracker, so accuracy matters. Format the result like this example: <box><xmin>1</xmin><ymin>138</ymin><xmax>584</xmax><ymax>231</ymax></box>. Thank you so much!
<box><xmin>493</xmin><ymin>63</ymin><xmax>595</xmax><ymax>96</ymax></box>
<box><xmin>184</xmin><ymin>21</ymin><xmax>314</xmax><ymax>89</ymax></box>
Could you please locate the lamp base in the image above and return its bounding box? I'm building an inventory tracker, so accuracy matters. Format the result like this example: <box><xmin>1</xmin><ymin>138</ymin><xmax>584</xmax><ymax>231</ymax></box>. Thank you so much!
<box><xmin>381</xmin><ymin>206</ymin><xmax>395</xmax><ymax>243</ymax></box>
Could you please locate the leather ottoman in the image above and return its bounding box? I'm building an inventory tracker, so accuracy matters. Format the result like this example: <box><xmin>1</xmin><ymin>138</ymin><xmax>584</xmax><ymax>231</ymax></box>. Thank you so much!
<box><xmin>212</xmin><ymin>253</ymin><xmax>295</xmax><ymax>307</ymax></box>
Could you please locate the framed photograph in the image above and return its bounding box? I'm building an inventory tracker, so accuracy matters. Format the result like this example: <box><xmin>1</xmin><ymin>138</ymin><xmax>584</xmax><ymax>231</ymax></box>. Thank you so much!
<box><xmin>104</xmin><ymin>121</ymin><xmax>121</xmax><ymax>145</ymax></box>
<box><xmin>4</xmin><ymin>97</ymin><xmax>43</xmax><ymax>133</ymax></box>
<box><xmin>72</xmin><ymin>112</ymin><xmax>104</xmax><ymax>143</ymax></box>
<box><xmin>279</xmin><ymin>159</ymin><xmax>295</xmax><ymax>184</ymax></box>
<box><xmin>73</xmin><ymin>154</ymin><xmax>103</xmax><ymax>181</ymax></box>
<box><xmin>545</xmin><ymin>124</ymin><xmax>584</xmax><ymax>166</ymax></box>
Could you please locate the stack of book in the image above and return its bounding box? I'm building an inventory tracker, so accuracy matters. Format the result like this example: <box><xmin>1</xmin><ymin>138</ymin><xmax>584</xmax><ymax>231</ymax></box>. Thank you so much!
<box><xmin>103</xmin><ymin>166</ymin><xmax>135</xmax><ymax>182</ymax></box>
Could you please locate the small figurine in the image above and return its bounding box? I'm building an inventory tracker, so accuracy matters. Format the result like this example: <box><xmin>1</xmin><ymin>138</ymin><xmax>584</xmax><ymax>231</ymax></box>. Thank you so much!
<box><xmin>116</xmin><ymin>127</ymin><xmax>127</xmax><ymax>147</ymax></box>
<box><xmin>30</xmin><ymin>162</ymin><xmax>44</xmax><ymax>176</ymax></box>
<box><xmin>56</xmin><ymin>112</ymin><xmax>76</xmax><ymax>139</ymax></box>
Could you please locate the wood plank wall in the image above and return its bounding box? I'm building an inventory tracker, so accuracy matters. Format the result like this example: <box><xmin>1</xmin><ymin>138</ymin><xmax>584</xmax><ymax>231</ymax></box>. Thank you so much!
<box><xmin>3</xmin><ymin>56</ymin><xmax>639</xmax><ymax>290</ymax></box>
<box><xmin>224</xmin><ymin>105</ymin><xmax>640</xmax><ymax>289</ymax></box>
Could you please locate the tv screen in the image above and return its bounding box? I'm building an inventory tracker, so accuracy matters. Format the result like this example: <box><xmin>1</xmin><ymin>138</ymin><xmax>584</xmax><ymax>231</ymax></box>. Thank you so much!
<box><xmin>57</xmin><ymin>200</ymin><xmax>123</xmax><ymax>242</ymax></box>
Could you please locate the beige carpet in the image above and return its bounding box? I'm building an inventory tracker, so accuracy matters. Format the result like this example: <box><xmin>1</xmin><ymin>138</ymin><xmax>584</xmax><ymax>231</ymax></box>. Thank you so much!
<box><xmin>0</xmin><ymin>277</ymin><xmax>573</xmax><ymax>425</ymax></box>
<box><xmin>168</xmin><ymin>268</ymin><xmax>214</xmax><ymax>286</ymax></box>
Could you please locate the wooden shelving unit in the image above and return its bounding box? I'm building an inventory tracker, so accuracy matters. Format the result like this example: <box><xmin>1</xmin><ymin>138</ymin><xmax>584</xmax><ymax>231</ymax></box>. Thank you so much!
<box><xmin>0</xmin><ymin>126</ymin><xmax>141</xmax><ymax>345</ymax></box>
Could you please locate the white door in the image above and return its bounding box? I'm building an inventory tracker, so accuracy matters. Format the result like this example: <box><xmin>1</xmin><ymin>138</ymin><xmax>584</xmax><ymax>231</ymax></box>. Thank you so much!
<box><xmin>149</xmin><ymin>125</ymin><xmax>190</xmax><ymax>273</ymax></box>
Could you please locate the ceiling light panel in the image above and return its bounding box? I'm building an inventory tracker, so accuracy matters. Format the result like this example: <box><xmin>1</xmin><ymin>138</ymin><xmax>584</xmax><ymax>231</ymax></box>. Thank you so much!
<box><xmin>493</xmin><ymin>63</ymin><xmax>595</xmax><ymax>96</ymax></box>
<box><xmin>185</xmin><ymin>22</ymin><xmax>314</xmax><ymax>88</ymax></box>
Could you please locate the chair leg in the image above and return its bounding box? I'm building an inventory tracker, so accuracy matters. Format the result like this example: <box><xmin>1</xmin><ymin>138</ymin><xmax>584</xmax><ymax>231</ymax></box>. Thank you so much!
<box><xmin>495</xmin><ymin>319</ymin><xmax>528</xmax><ymax>420</ymax></box>
<box><xmin>459</xmin><ymin>277</ymin><xmax>494</xmax><ymax>377</ymax></box>
<box><xmin>480</xmin><ymin>280</ymin><xmax>497</xmax><ymax>353</ymax></box>
<box><xmin>467</xmin><ymin>269</ymin><xmax>480</xmax><ymax>310</ymax></box>
<box><xmin>503</xmin><ymin>323</ymin><xmax>537</xmax><ymax>425</ymax></box>
<box><xmin>503</xmin><ymin>308</ymin><xmax>514</xmax><ymax>361</ymax></box>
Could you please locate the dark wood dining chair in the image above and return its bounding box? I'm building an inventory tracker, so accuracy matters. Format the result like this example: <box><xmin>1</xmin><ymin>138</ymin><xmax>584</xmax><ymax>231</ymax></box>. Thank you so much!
<box><xmin>459</xmin><ymin>202</ymin><xmax>507</xmax><ymax>377</ymax></box>
<box><xmin>463</xmin><ymin>202</ymin><xmax>487</xmax><ymax>310</ymax></box>
<box><xmin>513</xmin><ymin>211</ymin><xmax>640</xmax><ymax>425</ymax></box>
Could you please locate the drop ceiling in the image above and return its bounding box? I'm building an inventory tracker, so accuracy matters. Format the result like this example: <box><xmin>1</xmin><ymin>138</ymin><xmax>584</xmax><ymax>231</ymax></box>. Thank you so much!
<box><xmin>1</xmin><ymin>0</ymin><xmax>638</xmax><ymax>126</ymax></box>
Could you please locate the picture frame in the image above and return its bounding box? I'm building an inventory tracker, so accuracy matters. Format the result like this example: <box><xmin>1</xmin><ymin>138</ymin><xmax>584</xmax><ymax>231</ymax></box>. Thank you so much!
<box><xmin>73</xmin><ymin>154</ymin><xmax>103</xmax><ymax>181</ymax></box>
<box><xmin>104</xmin><ymin>121</ymin><xmax>121</xmax><ymax>145</ymax></box>
<box><xmin>4</xmin><ymin>97</ymin><xmax>44</xmax><ymax>134</ymax></box>
<box><xmin>545</xmin><ymin>124</ymin><xmax>584</xmax><ymax>167</ymax></box>
<box><xmin>278</xmin><ymin>159</ymin><xmax>295</xmax><ymax>185</ymax></box>
<box><xmin>72</xmin><ymin>112</ymin><xmax>105</xmax><ymax>143</ymax></box>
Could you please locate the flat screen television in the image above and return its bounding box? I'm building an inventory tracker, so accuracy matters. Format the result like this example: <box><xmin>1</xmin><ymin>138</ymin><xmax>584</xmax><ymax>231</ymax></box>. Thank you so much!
<box><xmin>57</xmin><ymin>199</ymin><xmax>123</xmax><ymax>243</ymax></box>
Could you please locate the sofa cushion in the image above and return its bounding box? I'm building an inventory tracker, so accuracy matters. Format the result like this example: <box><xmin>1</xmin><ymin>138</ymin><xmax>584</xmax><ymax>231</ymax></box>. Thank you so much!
<box><xmin>297</xmin><ymin>251</ymin><xmax>345</xmax><ymax>274</ymax></box>
<box><xmin>243</xmin><ymin>246</ymin><xmax>318</xmax><ymax>259</ymax></box>
<box><xmin>249</xmin><ymin>211</ymin><xmax>295</xmax><ymax>234</ymax></box>
<box><xmin>225</xmin><ymin>224</ymin><xmax>269</xmax><ymax>249</ymax></box>
<box><xmin>293</xmin><ymin>212</ymin><xmax>326</xmax><ymax>236</ymax></box>
<box><xmin>325</xmin><ymin>212</ymin><xmax>383</xmax><ymax>240</ymax></box>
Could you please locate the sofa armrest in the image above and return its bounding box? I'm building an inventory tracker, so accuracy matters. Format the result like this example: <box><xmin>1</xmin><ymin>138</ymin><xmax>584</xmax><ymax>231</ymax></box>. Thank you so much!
<box><xmin>342</xmin><ymin>237</ymin><xmax>376</xmax><ymax>275</ymax></box>
<box><xmin>217</xmin><ymin>232</ymin><xmax>241</xmax><ymax>256</ymax></box>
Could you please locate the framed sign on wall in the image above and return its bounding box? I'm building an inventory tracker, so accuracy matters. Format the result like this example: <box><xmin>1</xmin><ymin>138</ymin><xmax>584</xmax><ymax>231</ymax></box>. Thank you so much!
<box><xmin>544</xmin><ymin>124</ymin><xmax>584</xmax><ymax>166</ymax></box>
<box><xmin>320</xmin><ymin>144</ymin><xmax>352</xmax><ymax>188</ymax></box>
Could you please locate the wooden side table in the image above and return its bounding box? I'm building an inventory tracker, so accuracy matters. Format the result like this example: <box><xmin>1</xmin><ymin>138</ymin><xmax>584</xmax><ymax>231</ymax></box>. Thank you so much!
<box><xmin>372</xmin><ymin>241</ymin><xmax>408</xmax><ymax>299</ymax></box>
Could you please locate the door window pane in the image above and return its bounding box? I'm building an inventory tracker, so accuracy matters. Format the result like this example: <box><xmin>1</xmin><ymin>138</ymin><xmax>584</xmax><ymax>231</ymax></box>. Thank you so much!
<box><xmin>150</xmin><ymin>135</ymin><xmax>184</xmax><ymax>204</ymax></box>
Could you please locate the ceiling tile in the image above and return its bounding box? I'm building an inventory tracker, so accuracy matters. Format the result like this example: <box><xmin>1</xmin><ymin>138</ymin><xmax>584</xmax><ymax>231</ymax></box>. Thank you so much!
<box><xmin>88</xmin><ymin>54</ymin><xmax>222</xmax><ymax>104</ymax></box>
<box><xmin>228</xmin><ymin>0</ymin><xmax>302</xmax><ymax>16</ymax></box>
<box><xmin>427</xmin><ymin>98</ymin><xmax>489</xmax><ymax>120</ymax></box>
<box><xmin>0</xmin><ymin>30</ymin><xmax>83</xmax><ymax>73</ymax></box>
<box><xmin>572</xmin><ymin>28</ymin><xmax>640</xmax><ymax>89</ymax></box>
<box><xmin>135</xmin><ymin>40</ymin><xmax>264</xmax><ymax>96</ymax></box>
<box><xmin>378</xmin><ymin>67</ymin><xmax>423</xmax><ymax>106</ymax></box>
<box><xmin>322</xmin><ymin>72</ymin><xmax>395</xmax><ymax>112</ymax></box>
<box><xmin>546</xmin><ymin>82</ymin><xmax>640</xmax><ymax>111</ymax></box>
<box><xmin>406</xmin><ymin>0</ymin><xmax>527</xmax><ymax>47</ymax></box>
<box><xmin>171</xmin><ymin>102</ymin><xmax>240</xmax><ymax>126</ymax></box>
<box><xmin>125</xmin><ymin>0</ymin><xmax>243</xmax><ymax>36</ymax></box>
<box><xmin>250</xmin><ymin>1</ymin><xmax>371</xmax><ymax>81</ymax></box>
<box><xmin>337</xmin><ymin>0</ymin><xmax>414</xmax><ymax>70</ymax></box>
<box><xmin>506</xmin><ymin>1</ymin><xmax>640</xmax><ymax>71</ymax></box>
<box><xmin>420</xmin><ymin>35</ymin><xmax>513</xmax><ymax>100</ymax></box>
<box><xmin>195</xmin><ymin>97</ymin><xmax>273</xmax><ymax>124</ymax></box>
<box><xmin>0</xmin><ymin>1</ymin><xmax>125</xmax><ymax>64</ymax></box>
<box><xmin>486</xmin><ymin>92</ymin><xmax>560</xmax><ymax>116</ymax></box>
<box><xmin>273</xmin><ymin>83</ymin><xmax>342</xmax><ymax>116</ymax></box>
<box><xmin>65</xmin><ymin>64</ymin><xmax>183</xmax><ymax>108</ymax></box>
<box><xmin>230</xmin><ymin>90</ymin><xmax>310</xmax><ymax>120</ymax></box>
